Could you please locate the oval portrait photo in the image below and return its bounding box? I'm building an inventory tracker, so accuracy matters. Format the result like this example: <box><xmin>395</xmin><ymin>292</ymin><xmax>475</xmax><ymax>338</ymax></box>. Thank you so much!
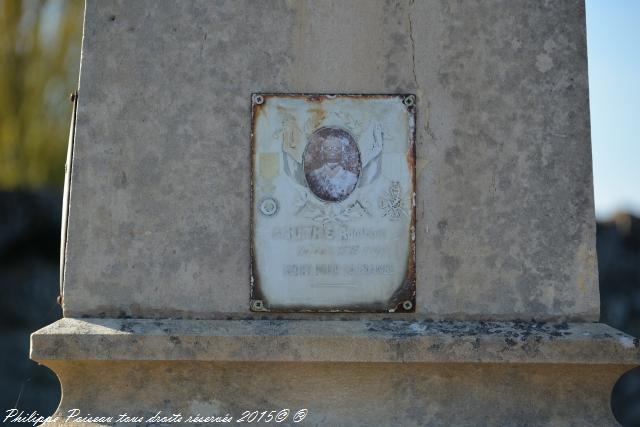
<box><xmin>303</xmin><ymin>126</ymin><xmax>361</xmax><ymax>203</ymax></box>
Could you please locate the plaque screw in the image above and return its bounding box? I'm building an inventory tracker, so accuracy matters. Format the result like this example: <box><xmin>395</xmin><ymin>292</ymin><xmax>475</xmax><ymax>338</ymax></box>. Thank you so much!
<box><xmin>403</xmin><ymin>95</ymin><xmax>415</xmax><ymax>108</ymax></box>
<box><xmin>251</xmin><ymin>299</ymin><xmax>266</xmax><ymax>311</ymax></box>
<box><xmin>402</xmin><ymin>300</ymin><xmax>413</xmax><ymax>311</ymax></box>
<box><xmin>254</xmin><ymin>94</ymin><xmax>265</xmax><ymax>105</ymax></box>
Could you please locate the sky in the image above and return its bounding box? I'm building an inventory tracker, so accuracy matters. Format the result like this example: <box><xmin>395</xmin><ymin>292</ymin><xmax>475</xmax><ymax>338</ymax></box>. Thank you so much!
<box><xmin>586</xmin><ymin>0</ymin><xmax>640</xmax><ymax>220</ymax></box>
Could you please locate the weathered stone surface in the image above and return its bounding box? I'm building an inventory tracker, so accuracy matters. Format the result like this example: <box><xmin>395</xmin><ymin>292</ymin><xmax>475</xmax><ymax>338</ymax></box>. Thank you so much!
<box><xmin>31</xmin><ymin>319</ymin><xmax>640</xmax><ymax>365</ymax></box>
<box><xmin>32</xmin><ymin>319</ymin><xmax>638</xmax><ymax>426</ymax></box>
<box><xmin>36</xmin><ymin>360</ymin><xmax>629</xmax><ymax>426</ymax></box>
<box><xmin>63</xmin><ymin>0</ymin><xmax>598</xmax><ymax>321</ymax></box>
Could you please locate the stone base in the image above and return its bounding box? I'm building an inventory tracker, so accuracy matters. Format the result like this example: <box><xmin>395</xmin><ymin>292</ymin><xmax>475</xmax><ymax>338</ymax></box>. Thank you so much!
<box><xmin>31</xmin><ymin>319</ymin><xmax>640</xmax><ymax>426</ymax></box>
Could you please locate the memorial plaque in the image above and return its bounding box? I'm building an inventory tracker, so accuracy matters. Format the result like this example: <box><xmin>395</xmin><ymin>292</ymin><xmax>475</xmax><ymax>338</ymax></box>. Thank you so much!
<box><xmin>250</xmin><ymin>94</ymin><xmax>416</xmax><ymax>312</ymax></box>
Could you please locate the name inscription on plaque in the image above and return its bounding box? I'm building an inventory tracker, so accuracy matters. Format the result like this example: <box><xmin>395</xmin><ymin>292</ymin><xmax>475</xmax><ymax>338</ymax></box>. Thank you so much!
<box><xmin>250</xmin><ymin>94</ymin><xmax>416</xmax><ymax>312</ymax></box>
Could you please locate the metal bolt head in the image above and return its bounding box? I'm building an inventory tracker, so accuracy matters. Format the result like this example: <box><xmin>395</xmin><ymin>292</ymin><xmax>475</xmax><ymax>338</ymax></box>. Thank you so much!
<box><xmin>402</xmin><ymin>300</ymin><xmax>413</xmax><ymax>311</ymax></box>
<box><xmin>253</xmin><ymin>94</ymin><xmax>265</xmax><ymax>105</ymax></box>
<box><xmin>403</xmin><ymin>95</ymin><xmax>415</xmax><ymax>108</ymax></box>
<box><xmin>251</xmin><ymin>299</ymin><xmax>265</xmax><ymax>311</ymax></box>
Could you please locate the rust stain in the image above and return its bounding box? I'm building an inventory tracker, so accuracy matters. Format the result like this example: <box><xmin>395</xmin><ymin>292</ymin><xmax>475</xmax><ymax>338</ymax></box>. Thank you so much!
<box><xmin>306</xmin><ymin>107</ymin><xmax>327</xmax><ymax>131</ymax></box>
<box><xmin>396</xmin><ymin>98</ymin><xmax>417</xmax><ymax>313</ymax></box>
<box><xmin>249</xmin><ymin>94</ymin><xmax>261</xmax><ymax>306</ymax></box>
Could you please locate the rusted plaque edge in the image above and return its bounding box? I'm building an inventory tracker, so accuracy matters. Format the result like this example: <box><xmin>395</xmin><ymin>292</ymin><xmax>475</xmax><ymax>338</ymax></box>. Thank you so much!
<box><xmin>250</xmin><ymin>93</ymin><xmax>416</xmax><ymax>313</ymax></box>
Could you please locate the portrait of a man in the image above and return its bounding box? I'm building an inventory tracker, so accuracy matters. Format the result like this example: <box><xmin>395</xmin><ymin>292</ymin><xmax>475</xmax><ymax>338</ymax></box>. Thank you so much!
<box><xmin>303</xmin><ymin>127</ymin><xmax>361</xmax><ymax>202</ymax></box>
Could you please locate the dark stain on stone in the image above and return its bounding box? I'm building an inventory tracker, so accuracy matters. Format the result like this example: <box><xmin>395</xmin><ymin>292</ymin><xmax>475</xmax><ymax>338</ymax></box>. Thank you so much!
<box><xmin>553</xmin><ymin>322</ymin><xmax>569</xmax><ymax>330</ymax></box>
<box><xmin>278</xmin><ymin>340</ymin><xmax>290</xmax><ymax>351</ymax></box>
<box><xmin>444</xmin><ymin>146</ymin><xmax>462</xmax><ymax>167</ymax></box>
<box><xmin>428</xmin><ymin>342</ymin><xmax>443</xmax><ymax>351</ymax></box>
<box><xmin>169</xmin><ymin>336</ymin><xmax>181</xmax><ymax>345</ymax></box>
<box><xmin>390</xmin><ymin>31</ymin><xmax>407</xmax><ymax>49</ymax></box>
<box><xmin>115</xmin><ymin>171</ymin><xmax>128</xmax><ymax>189</ymax></box>
<box><xmin>119</xmin><ymin>322</ymin><xmax>134</xmax><ymax>333</ymax></box>
<box><xmin>504</xmin><ymin>337</ymin><xmax>517</xmax><ymax>347</ymax></box>
<box><xmin>442</xmin><ymin>254</ymin><xmax>461</xmax><ymax>279</ymax></box>
<box><xmin>117</xmin><ymin>310</ymin><xmax>132</xmax><ymax>319</ymax></box>
<box><xmin>385</xmin><ymin>75</ymin><xmax>399</xmax><ymax>88</ymax></box>
<box><xmin>363</xmin><ymin>320</ymin><xmax>586</xmax><ymax>347</ymax></box>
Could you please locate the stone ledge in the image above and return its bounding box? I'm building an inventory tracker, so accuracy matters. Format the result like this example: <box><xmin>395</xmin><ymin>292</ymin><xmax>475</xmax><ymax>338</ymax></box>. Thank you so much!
<box><xmin>31</xmin><ymin>318</ymin><xmax>640</xmax><ymax>365</ymax></box>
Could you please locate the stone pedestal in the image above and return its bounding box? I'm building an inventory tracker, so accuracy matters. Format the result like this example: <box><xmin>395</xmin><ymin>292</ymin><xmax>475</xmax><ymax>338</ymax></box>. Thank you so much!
<box><xmin>31</xmin><ymin>319</ymin><xmax>639</xmax><ymax>425</ymax></box>
<box><xmin>31</xmin><ymin>0</ymin><xmax>638</xmax><ymax>425</ymax></box>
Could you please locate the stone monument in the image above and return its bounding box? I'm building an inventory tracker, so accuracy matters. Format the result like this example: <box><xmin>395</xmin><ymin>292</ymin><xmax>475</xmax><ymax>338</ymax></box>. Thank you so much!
<box><xmin>29</xmin><ymin>0</ymin><xmax>639</xmax><ymax>425</ymax></box>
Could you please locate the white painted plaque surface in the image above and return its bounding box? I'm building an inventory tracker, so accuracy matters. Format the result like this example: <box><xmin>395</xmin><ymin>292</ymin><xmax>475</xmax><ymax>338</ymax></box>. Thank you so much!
<box><xmin>251</xmin><ymin>94</ymin><xmax>415</xmax><ymax>312</ymax></box>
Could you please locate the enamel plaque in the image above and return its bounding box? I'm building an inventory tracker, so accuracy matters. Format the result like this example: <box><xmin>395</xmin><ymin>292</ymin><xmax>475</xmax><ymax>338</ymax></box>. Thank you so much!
<box><xmin>250</xmin><ymin>94</ymin><xmax>416</xmax><ymax>312</ymax></box>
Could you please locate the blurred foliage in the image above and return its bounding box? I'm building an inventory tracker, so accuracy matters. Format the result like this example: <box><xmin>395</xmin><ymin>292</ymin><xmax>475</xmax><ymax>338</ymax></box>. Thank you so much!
<box><xmin>0</xmin><ymin>0</ymin><xmax>83</xmax><ymax>189</ymax></box>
